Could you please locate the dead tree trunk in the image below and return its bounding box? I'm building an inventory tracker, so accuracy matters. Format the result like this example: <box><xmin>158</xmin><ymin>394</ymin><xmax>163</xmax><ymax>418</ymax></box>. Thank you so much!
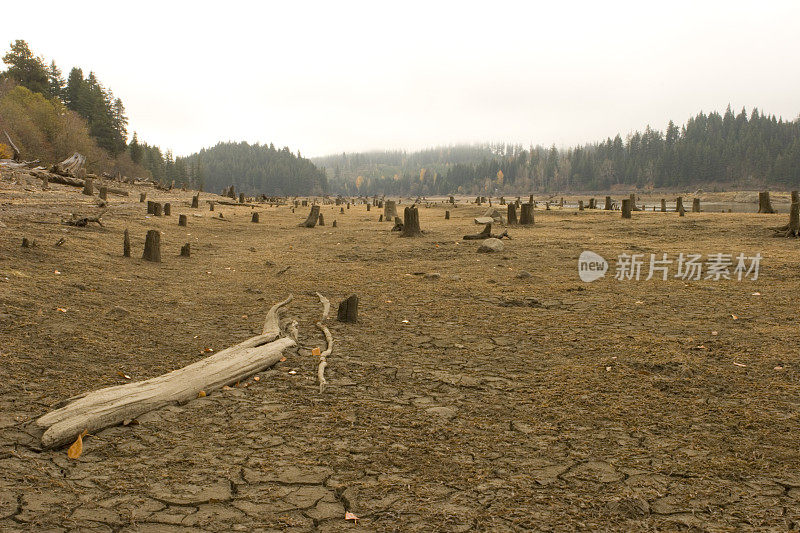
<box><xmin>384</xmin><ymin>200</ymin><xmax>398</xmax><ymax>220</ymax></box>
<box><xmin>661</xmin><ymin>199</ymin><xmax>666</xmax><ymax>212</ymax></box>
<box><xmin>123</xmin><ymin>229</ymin><xmax>131</xmax><ymax>257</ymax></box>
<box><xmin>774</xmin><ymin>202</ymin><xmax>800</xmax><ymax>237</ymax></box>
<box><xmin>400</xmin><ymin>206</ymin><xmax>422</xmax><ymax>237</ymax></box>
<box><xmin>142</xmin><ymin>230</ymin><xmax>161</xmax><ymax>262</ymax></box>
<box><xmin>178</xmin><ymin>214</ymin><xmax>187</xmax><ymax>227</ymax></box>
<box><xmin>692</xmin><ymin>198</ymin><xmax>701</xmax><ymax>212</ymax></box>
<box><xmin>758</xmin><ymin>191</ymin><xmax>776</xmax><ymax>213</ymax></box>
<box><xmin>35</xmin><ymin>297</ymin><xmax>298</xmax><ymax>449</ymax></box>
<box><xmin>82</xmin><ymin>178</ymin><xmax>94</xmax><ymax>196</ymax></box>
<box><xmin>180</xmin><ymin>243</ymin><xmax>191</xmax><ymax>257</ymax></box>
<box><xmin>3</xmin><ymin>130</ymin><xmax>20</xmax><ymax>161</ymax></box>
<box><xmin>621</xmin><ymin>198</ymin><xmax>632</xmax><ymax>218</ymax></box>
<box><xmin>604</xmin><ymin>196</ymin><xmax>612</xmax><ymax>210</ymax></box>
<box><xmin>519</xmin><ymin>203</ymin><xmax>534</xmax><ymax>225</ymax></box>
<box><xmin>337</xmin><ymin>295</ymin><xmax>358</xmax><ymax>323</ymax></box>
<box><xmin>507</xmin><ymin>203</ymin><xmax>518</xmax><ymax>224</ymax></box>
<box><xmin>299</xmin><ymin>205</ymin><xmax>321</xmax><ymax>227</ymax></box>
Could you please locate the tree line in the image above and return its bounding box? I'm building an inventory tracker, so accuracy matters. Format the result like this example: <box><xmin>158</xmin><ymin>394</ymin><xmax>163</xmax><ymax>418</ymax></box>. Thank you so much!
<box><xmin>316</xmin><ymin>108</ymin><xmax>800</xmax><ymax>195</ymax></box>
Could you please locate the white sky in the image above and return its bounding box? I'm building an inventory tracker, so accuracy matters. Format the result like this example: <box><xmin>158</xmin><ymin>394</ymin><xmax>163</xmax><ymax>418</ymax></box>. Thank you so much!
<box><xmin>6</xmin><ymin>0</ymin><xmax>800</xmax><ymax>157</ymax></box>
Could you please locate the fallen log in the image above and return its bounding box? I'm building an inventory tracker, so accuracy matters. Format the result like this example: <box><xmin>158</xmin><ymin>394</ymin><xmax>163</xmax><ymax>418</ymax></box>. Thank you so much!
<box><xmin>36</xmin><ymin>296</ymin><xmax>297</xmax><ymax>449</ymax></box>
<box><xmin>3</xmin><ymin>130</ymin><xmax>21</xmax><ymax>161</ymax></box>
<box><xmin>30</xmin><ymin>170</ymin><xmax>129</xmax><ymax>196</ymax></box>
<box><xmin>63</xmin><ymin>209</ymin><xmax>107</xmax><ymax>227</ymax></box>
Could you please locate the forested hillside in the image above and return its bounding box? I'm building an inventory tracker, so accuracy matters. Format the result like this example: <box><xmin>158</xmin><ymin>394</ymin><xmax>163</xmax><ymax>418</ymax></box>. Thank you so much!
<box><xmin>316</xmin><ymin>108</ymin><xmax>800</xmax><ymax>195</ymax></box>
<box><xmin>176</xmin><ymin>142</ymin><xmax>328</xmax><ymax>195</ymax></box>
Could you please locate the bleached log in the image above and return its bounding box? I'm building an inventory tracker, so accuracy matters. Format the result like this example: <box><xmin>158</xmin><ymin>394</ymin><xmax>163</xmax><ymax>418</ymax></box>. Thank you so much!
<box><xmin>52</xmin><ymin>152</ymin><xmax>86</xmax><ymax>178</ymax></box>
<box><xmin>36</xmin><ymin>296</ymin><xmax>296</xmax><ymax>449</ymax></box>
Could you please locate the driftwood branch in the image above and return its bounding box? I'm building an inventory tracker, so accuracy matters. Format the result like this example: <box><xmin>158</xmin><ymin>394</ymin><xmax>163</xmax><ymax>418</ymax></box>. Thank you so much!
<box><xmin>36</xmin><ymin>296</ymin><xmax>296</xmax><ymax>449</ymax></box>
<box><xmin>63</xmin><ymin>209</ymin><xmax>107</xmax><ymax>227</ymax></box>
<box><xmin>3</xmin><ymin>130</ymin><xmax>20</xmax><ymax>161</ymax></box>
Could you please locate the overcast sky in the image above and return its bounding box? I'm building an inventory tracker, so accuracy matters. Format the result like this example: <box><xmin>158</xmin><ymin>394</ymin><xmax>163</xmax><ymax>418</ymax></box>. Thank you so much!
<box><xmin>7</xmin><ymin>0</ymin><xmax>800</xmax><ymax>157</ymax></box>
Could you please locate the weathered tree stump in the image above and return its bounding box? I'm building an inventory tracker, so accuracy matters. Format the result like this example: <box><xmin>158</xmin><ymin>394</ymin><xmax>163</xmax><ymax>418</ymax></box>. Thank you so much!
<box><xmin>123</xmin><ymin>229</ymin><xmax>131</xmax><ymax>257</ymax></box>
<box><xmin>142</xmin><ymin>230</ymin><xmax>161</xmax><ymax>262</ymax></box>
<box><xmin>519</xmin><ymin>203</ymin><xmax>534</xmax><ymax>225</ymax></box>
<box><xmin>153</xmin><ymin>203</ymin><xmax>162</xmax><ymax>216</ymax></box>
<box><xmin>384</xmin><ymin>200</ymin><xmax>398</xmax><ymax>220</ymax></box>
<box><xmin>588</xmin><ymin>198</ymin><xmax>595</xmax><ymax>209</ymax></box>
<box><xmin>400</xmin><ymin>206</ymin><xmax>422</xmax><ymax>237</ymax></box>
<box><xmin>792</xmin><ymin>191</ymin><xmax>799</xmax><ymax>204</ymax></box>
<box><xmin>661</xmin><ymin>199</ymin><xmax>666</xmax><ymax>212</ymax></box>
<box><xmin>163</xmin><ymin>203</ymin><xmax>171</xmax><ymax>216</ymax></box>
<box><xmin>191</xmin><ymin>194</ymin><xmax>199</xmax><ymax>208</ymax></box>
<box><xmin>98</xmin><ymin>186</ymin><xmax>107</xmax><ymax>200</ymax></box>
<box><xmin>340</xmin><ymin>207</ymin><xmax>345</xmax><ymax>214</ymax></box>
<box><xmin>140</xmin><ymin>192</ymin><xmax>146</xmax><ymax>203</ymax></box>
<box><xmin>675</xmin><ymin>197</ymin><xmax>684</xmax><ymax>213</ymax></box>
<box><xmin>578</xmin><ymin>200</ymin><xmax>584</xmax><ymax>211</ymax></box>
<box><xmin>21</xmin><ymin>237</ymin><xmax>35</xmax><ymax>248</ymax></box>
<box><xmin>507</xmin><ymin>203</ymin><xmax>518</xmax><ymax>224</ymax></box>
<box><xmin>82</xmin><ymin>178</ymin><xmax>93</xmax><ymax>196</ymax></box>
<box><xmin>147</xmin><ymin>201</ymin><xmax>154</xmax><ymax>214</ymax></box>
<box><xmin>337</xmin><ymin>295</ymin><xmax>358</xmax><ymax>323</ymax></box>
<box><xmin>604</xmin><ymin>196</ymin><xmax>612</xmax><ymax>210</ymax></box>
<box><xmin>758</xmin><ymin>191</ymin><xmax>776</xmax><ymax>213</ymax></box>
<box><xmin>445</xmin><ymin>210</ymin><xmax>450</xmax><ymax>220</ymax></box>
<box><xmin>332</xmin><ymin>220</ymin><xmax>338</xmax><ymax>227</ymax></box>
<box><xmin>692</xmin><ymin>198</ymin><xmax>701</xmax><ymax>212</ymax></box>
<box><xmin>209</xmin><ymin>202</ymin><xmax>215</xmax><ymax>211</ymax></box>
<box><xmin>178</xmin><ymin>214</ymin><xmax>187</xmax><ymax>227</ymax></box>
<box><xmin>299</xmin><ymin>205</ymin><xmax>321</xmax><ymax>227</ymax></box>
<box><xmin>774</xmin><ymin>202</ymin><xmax>800</xmax><ymax>237</ymax></box>
<box><xmin>621</xmin><ymin>198</ymin><xmax>632</xmax><ymax>218</ymax></box>
<box><xmin>239</xmin><ymin>193</ymin><xmax>245</xmax><ymax>204</ymax></box>
<box><xmin>180</xmin><ymin>243</ymin><xmax>191</xmax><ymax>257</ymax></box>
<box><xmin>251</xmin><ymin>212</ymin><xmax>259</xmax><ymax>223</ymax></box>
<box><xmin>318</xmin><ymin>213</ymin><xmax>325</xmax><ymax>226</ymax></box>
<box><xmin>379</xmin><ymin>214</ymin><xmax>384</xmax><ymax>222</ymax></box>
<box><xmin>366</xmin><ymin>204</ymin><xmax>371</xmax><ymax>211</ymax></box>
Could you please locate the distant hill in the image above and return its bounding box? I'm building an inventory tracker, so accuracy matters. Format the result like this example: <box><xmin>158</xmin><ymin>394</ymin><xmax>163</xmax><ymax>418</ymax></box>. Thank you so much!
<box><xmin>178</xmin><ymin>142</ymin><xmax>328</xmax><ymax>196</ymax></box>
<box><xmin>314</xmin><ymin>108</ymin><xmax>800</xmax><ymax>195</ymax></box>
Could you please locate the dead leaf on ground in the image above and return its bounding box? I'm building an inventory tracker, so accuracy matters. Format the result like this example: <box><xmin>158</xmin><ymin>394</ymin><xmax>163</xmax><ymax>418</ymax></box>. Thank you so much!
<box><xmin>67</xmin><ymin>429</ymin><xmax>89</xmax><ymax>459</ymax></box>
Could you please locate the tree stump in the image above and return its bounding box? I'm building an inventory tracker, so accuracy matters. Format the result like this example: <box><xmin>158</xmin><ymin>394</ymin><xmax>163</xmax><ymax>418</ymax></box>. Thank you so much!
<box><xmin>366</xmin><ymin>204</ymin><xmax>371</xmax><ymax>211</ymax></box>
<box><xmin>337</xmin><ymin>295</ymin><xmax>358</xmax><ymax>323</ymax></box>
<box><xmin>178</xmin><ymin>214</ymin><xmax>187</xmax><ymax>227</ymax></box>
<box><xmin>588</xmin><ymin>198</ymin><xmax>595</xmax><ymax>209</ymax></box>
<box><xmin>507</xmin><ymin>203</ymin><xmax>518</xmax><ymax>224</ymax></box>
<box><xmin>445</xmin><ymin>210</ymin><xmax>450</xmax><ymax>220</ymax></box>
<box><xmin>400</xmin><ymin>206</ymin><xmax>422</xmax><ymax>237</ymax></box>
<box><xmin>340</xmin><ymin>207</ymin><xmax>345</xmax><ymax>214</ymax></box>
<box><xmin>792</xmin><ymin>191</ymin><xmax>799</xmax><ymax>204</ymax></box>
<box><xmin>180</xmin><ymin>243</ymin><xmax>191</xmax><ymax>257</ymax></box>
<box><xmin>661</xmin><ymin>199</ymin><xmax>666</xmax><ymax>212</ymax></box>
<box><xmin>21</xmin><ymin>237</ymin><xmax>34</xmax><ymax>248</ymax></box>
<box><xmin>578</xmin><ymin>200</ymin><xmax>584</xmax><ymax>211</ymax></box>
<box><xmin>252</xmin><ymin>212</ymin><xmax>259</xmax><ymax>223</ymax></box>
<box><xmin>210</xmin><ymin>202</ymin><xmax>215</xmax><ymax>211</ymax></box>
<box><xmin>384</xmin><ymin>200</ymin><xmax>398</xmax><ymax>220</ymax></box>
<box><xmin>758</xmin><ymin>191</ymin><xmax>776</xmax><ymax>213</ymax></box>
<box><xmin>621</xmin><ymin>198</ymin><xmax>632</xmax><ymax>218</ymax></box>
<box><xmin>519</xmin><ymin>203</ymin><xmax>534</xmax><ymax>225</ymax></box>
<box><xmin>299</xmin><ymin>205</ymin><xmax>320</xmax><ymax>227</ymax></box>
<box><xmin>142</xmin><ymin>230</ymin><xmax>161</xmax><ymax>262</ymax></box>
<box><xmin>775</xmin><ymin>202</ymin><xmax>800</xmax><ymax>237</ymax></box>
<box><xmin>332</xmin><ymin>220</ymin><xmax>338</xmax><ymax>227</ymax></box>
<box><xmin>163</xmin><ymin>203</ymin><xmax>171</xmax><ymax>216</ymax></box>
<box><xmin>604</xmin><ymin>196</ymin><xmax>612</xmax><ymax>210</ymax></box>
<box><xmin>123</xmin><ymin>228</ymin><xmax>131</xmax><ymax>257</ymax></box>
<box><xmin>81</xmin><ymin>178</ymin><xmax>93</xmax><ymax>196</ymax></box>
<box><xmin>153</xmin><ymin>203</ymin><xmax>163</xmax><ymax>216</ymax></box>
<box><xmin>99</xmin><ymin>186</ymin><xmax>108</xmax><ymax>200</ymax></box>
<box><xmin>41</xmin><ymin>176</ymin><xmax>49</xmax><ymax>190</ymax></box>
<box><xmin>239</xmin><ymin>193</ymin><xmax>245</xmax><ymax>204</ymax></box>
<box><xmin>147</xmin><ymin>201</ymin><xmax>154</xmax><ymax>214</ymax></box>
<box><xmin>302</xmin><ymin>200</ymin><xmax>308</xmax><ymax>207</ymax></box>
<box><xmin>379</xmin><ymin>214</ymin><xmax>384</xmax><ymax>222</ymax></box>
<box><xmin>318</xmin><ymin>213</ymin><xmax>325</xmax><ymax>226</ymax></box>
<box><xmin>692</xmin><ymin>198</ymin><xmax>701</xmax><ymax>212</ymax></box>
<box><xmin>191</xmin><ymin>195</ymin><xmax>199</xmax><ymax>208</ymax></box>
<box><xmin>140</xmin><ymin>192</ymin><xmax>146</xmax><ymax>203</ymax></box>
<box><xmin>675</xmin><ymin>197</ymin><xmax>684</xmax><ymax>213</ymax></box>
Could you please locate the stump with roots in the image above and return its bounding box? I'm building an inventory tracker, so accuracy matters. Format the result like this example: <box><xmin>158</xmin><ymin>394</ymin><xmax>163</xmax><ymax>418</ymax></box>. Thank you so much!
<box><xmin>99</xmin><ymin>186</ymin><xmax>108</xmax><ymax>200</ymax></box>
<box><xmin>140</xmin><ymin>192</ymin><xmax>146</xmax><ymax>203</ymax></box>
<box><xmin>675</xmin><ymin>197</ymin><xmax>684</xmax><ymax>213</ymax></box>
<box><xmin>507</xmin><ymin>203</ymin><xmax>518</xmax><ymax>224</ymax></box>
<box><xmin>519</xmin><ymin>203</ymin><xmax>534</xmax><ymax>225</ymax></box>
<box><xmin>123</xmin><ymin>229</ymin><xmax>131</xmax><ymax>257</ymax></box>
<box><xmin>251</xmin><ymin>212</ymin><xmax>259</xmax><ymax>223</ymax></box>
<box><xmin>692</xmin><ymin>198</ymin><xmax>701</xmax><ymax>212</ymax></box>
<box><xmin>142</xmin><ymin>230</ymin><xmax>161</xmax><ymax>262</ymax></box>
<box><xmin>661</xmin><ymin>199</ymin><xmax>666</xmax><ymax>212</ymax></box>
<box><xmin>758</xmin><ymin>191</ymin><xmax>776</xmax><ymax>213</ymax></box>
<box><xmin>163</xmin><ymin>203</ymin><xmax>171</xmax><ymax>216</ymax></box>
<box><xmin>604</xmin><ymin>196</ymin><xmax>612</xmax><ymax>210</ymax></box>
<box><xmin>191</xmin><ymin>194</ymin><xmax>199</xmax><ymax>208</ymax></box>
<box><xmin>384</xmin><ymin>200</ymin><xmax>398</xmax><ymax>220</ymax></box>
<box><xmin>774</xmin><ymin>202</ymin><xmax>800</xmax><ymax>237</ymax></box>
<box><xmin>588</xmin><ymin>198</ymin><xmax>595</xmax><ymax>209</ymax></box>
<box><xmin>621</xmin><ymin>198</ymin><xmax>632</xmax><ymax>218</ymax></box>
<box><xmin>178</xmin><ymin>214</ymin><xmax>187</xmax><ymax>227</ymax></box>
<box><xmin>318</xmin><ymin>213</ymin><xmax>325</xmax><ymax>226</ymax></box>
<box><xmin>400</xmin><ymin>206</ymin><xmax>422</xmax><ymax>237</ymax></box>
<box><xmin>445</xmin><ymin>210</ymin><xmax>450</xmax><ymax>220</ymax></box>
<box><xmin>180</xmin><ymin>243</ymin><xmax>191</xmax><ymax>257</ymax></box>
<box><xmin>153</xmin><ymin>203</ymin><xmax>162</xmax><ymax>216</ymax></box>
<box><xmin>337</xmin><ymin>295</ymin><xmax>358</xmax><ymax>323</ymax></box>
<box><xmin>299</xmin><ymin>205</ymin><xmax>320</xmax><ymax>227</ymax></box>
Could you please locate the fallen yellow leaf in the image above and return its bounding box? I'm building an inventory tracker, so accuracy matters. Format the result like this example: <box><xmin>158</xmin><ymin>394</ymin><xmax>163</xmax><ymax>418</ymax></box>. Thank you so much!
<box><xmin>67</xmin><ymin>429</ymin><xmax>88</xmax><ymax>459</ymax></box>
<box><xmin>197</xmin><ymin>390</ymin><xmax>206</xmax><ymax>398</ymax></box>
<box><xmin>312</xmin><ymin>347</ymin><xmax>321</xmax><ymax>356</ymax></box>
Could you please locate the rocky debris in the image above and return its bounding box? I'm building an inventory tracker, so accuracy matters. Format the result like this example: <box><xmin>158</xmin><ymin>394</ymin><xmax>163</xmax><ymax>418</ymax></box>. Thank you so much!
<box><xmin>473</xmin><ymin>216</ymin><xmax>494</xmax><ymax>225</ymax></box>
<box><xmin>477</xmin><ymin>238</ymin><xmax>504</xmax><ymax>253</ymax></box>
<box><xmin>516</xmin><ymin>270</ymin><xmax>532</xmax><ymax>279</ymax></box>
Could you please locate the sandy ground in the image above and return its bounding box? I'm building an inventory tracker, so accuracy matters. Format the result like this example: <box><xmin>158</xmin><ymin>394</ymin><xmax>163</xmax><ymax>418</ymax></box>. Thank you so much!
<box><xmin>1</xmin><ymin>178</ymin><xmax>799</xmax><ymax>532</ymax></box>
